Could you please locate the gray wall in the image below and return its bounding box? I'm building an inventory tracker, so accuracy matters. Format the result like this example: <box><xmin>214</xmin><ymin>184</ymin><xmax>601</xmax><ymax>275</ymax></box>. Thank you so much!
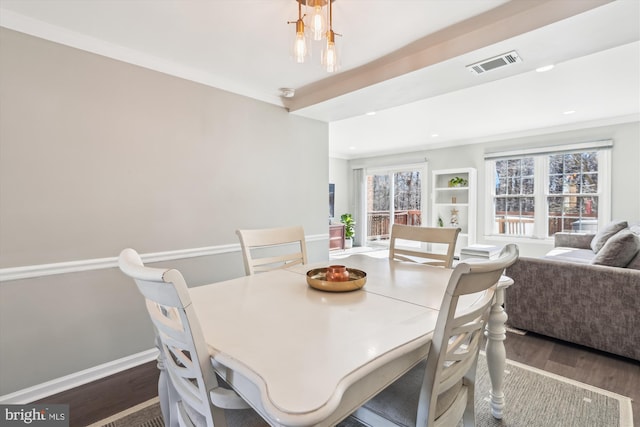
<box><xmin>0</xmin><ymin>28</ymin><xmax>329</xmax><ymax>395</ymax></box>
<box><xmin>334</xmin><ymin>121</ymin><xmax>640</xmax><ymax>258</ymax></box>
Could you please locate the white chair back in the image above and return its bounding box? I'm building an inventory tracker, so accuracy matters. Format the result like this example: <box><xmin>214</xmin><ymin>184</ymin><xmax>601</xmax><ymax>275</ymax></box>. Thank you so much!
<box><xmin>118</xmin><ymin>248</ymin><xmax>262</xmax><ymax>427</ymax></box>
<box><xmin>389</xmin><ymin>224</ymin><xmax>461</xmax><ymax>268</ymax></box>
<box><xmin>362</xmin><ymin>244</ymin><xmax>519</xmax><ymax>427</ymax></box>
<box><xmin>419</xmin><ymin>243</ymin><xmax>518</xmax><ymax>426</ymax></box>
<box><xmin>236</xmin><ymin>226</ymin><xmax>308</xmax><ymax>275</ymax></box>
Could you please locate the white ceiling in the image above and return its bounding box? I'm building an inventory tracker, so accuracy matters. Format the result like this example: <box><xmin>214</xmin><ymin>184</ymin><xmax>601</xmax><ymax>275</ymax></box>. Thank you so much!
<box><xmin>1</xmin><ymin>0</ymin><xmax>639</xmax><ymax>159</ymax></box>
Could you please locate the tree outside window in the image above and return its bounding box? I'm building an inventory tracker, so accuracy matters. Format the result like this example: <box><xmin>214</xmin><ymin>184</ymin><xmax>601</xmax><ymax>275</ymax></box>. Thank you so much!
<box><xmin>494</xmin><ymin>158</ymin><xmax>535</xmax><ymax>236</ymax></box>
<box><xmin>547</xmin><ymin>152</ymin><xmax>598</xmax><ymax>235</ymax></box>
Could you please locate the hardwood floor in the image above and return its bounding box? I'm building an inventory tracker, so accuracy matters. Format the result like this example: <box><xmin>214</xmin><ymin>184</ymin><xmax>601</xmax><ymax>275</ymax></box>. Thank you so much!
<box><xmin>33</xmin><ymin>360</ymin><xmax>159</xmax><ymax>427</ymax></box>
<box><xmin>33</xmin><ymin>331</ymin><xmax>638</xmax><ymax>426</ymax></box>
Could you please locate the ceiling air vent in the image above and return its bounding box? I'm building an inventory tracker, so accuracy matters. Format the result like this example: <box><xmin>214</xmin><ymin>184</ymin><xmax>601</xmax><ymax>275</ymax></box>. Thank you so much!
<box><xmin>467</xmin><ymin>51</ymin><xmax>522</xmax><ymax>75</ymax></box>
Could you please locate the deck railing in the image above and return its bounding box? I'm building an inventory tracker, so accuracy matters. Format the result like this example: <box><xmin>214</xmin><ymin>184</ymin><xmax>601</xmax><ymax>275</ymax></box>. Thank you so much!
<box><xmin>495</xmin><ymin>214</ymin><xmax>598</xmax><ymax>236</ymax></box>
<box><xmin>367</xmin><ymin>210</ymin><xmax>421</xmax><ymax>240</ymax></box>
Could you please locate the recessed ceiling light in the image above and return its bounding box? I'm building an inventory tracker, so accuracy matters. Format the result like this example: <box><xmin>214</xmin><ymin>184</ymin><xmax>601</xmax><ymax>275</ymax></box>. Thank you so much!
<box><xmin>431</xmin><ymin>133</ymin><xmax>439</xmax><ymax>138</ymax></box>
<box><xmin>349</xmin><ymin>146</ymin><xmax>356</xmax><ymax>150</ymax></box>
<box><xmin>536</xmin><ymin>64</ymin><xmax>555</xmax><ymax>73</ymax></box>
<box><xmin>563</xmin><ymin>110</ymin><xmax>576</xmax><ymax>115</ymax></box>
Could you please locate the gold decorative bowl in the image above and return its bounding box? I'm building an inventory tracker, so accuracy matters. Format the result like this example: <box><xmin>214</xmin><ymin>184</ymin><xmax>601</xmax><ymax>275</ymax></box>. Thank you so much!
<box><xmin>306</xmin><ymin>267</ymin><xmax>367</xmax><ymax>292</ymax></box>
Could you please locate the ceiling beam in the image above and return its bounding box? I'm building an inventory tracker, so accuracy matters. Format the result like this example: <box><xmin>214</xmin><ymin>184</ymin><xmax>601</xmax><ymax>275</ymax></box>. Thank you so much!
<box><xmin>284</xmin><ymin>0</ymin><xmax>613</xmax><ymax>114</ymax></box>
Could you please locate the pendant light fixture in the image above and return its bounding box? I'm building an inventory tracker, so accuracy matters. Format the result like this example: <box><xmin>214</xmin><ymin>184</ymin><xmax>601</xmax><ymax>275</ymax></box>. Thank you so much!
<box><xmin>288</xmin><ymin>0</ymin><xmax>339</xmax><ymax>72</ymax></box>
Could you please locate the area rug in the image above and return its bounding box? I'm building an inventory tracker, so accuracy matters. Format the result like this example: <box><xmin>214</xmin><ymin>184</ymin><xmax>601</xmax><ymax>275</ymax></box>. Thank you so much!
<box><xmin>92</xmin><ymin>354</ymin><xmax>633</xmax><ymax>427</ymax></box>
<box><xmin>472</xmin><ymin>354</ymin><xmax>633</xmax><ymax>427</ymax></box>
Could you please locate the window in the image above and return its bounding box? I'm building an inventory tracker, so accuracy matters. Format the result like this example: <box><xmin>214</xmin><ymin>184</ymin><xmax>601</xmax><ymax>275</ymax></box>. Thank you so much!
<box><xmin>486</xmin><ymin>141</ymin><xmax>611</xmax><ymax>239</ymax></box>
<box><xmin>547</xmin><ymin>152</ymin><xmax>600</xmax><ymax>235</ymax></box>
<box><xmin>493</xmin><ymin>158</ymin><xmax>535</xmax><ymax>236</ymax></box>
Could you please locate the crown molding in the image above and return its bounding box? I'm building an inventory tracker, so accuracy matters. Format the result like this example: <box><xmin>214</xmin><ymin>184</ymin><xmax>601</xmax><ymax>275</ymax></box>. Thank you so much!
<box><xmin>0</xmin><ymin>10</ymin><xmax>284</xmax><ymax>107</ymax></box>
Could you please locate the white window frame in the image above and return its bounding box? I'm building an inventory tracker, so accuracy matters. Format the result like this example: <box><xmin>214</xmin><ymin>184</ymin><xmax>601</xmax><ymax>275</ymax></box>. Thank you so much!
<box><xmin>484</xmin><ymin>141</ymin><xmax>612</xmax><ymax>241</ymax></box>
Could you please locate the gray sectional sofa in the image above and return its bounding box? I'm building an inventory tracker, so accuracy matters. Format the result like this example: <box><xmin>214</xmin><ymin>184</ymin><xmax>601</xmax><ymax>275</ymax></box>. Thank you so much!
<box><xmin>504</xmin><ymin>221</ymin><xmax>640</xmax><ymax>361</ymax></box>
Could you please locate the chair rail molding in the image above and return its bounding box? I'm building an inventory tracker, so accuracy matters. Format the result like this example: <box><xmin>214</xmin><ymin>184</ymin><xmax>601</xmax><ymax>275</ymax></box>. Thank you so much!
<box><xmin>0</xmin><ymin>234</ymin><xmax>328</xmax><ymax>282</ymax></box>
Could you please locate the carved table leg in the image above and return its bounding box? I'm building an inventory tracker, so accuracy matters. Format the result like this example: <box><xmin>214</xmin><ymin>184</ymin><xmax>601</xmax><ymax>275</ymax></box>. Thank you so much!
<box><xmin>484</xmin><ymin>276</ymin><xmax>514</xmax><ymax>419</ymax></box>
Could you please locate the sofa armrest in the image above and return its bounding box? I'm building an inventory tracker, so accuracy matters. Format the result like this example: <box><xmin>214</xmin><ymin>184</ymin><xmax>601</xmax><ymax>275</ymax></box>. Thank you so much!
<box><xmin>554</xmin><ymin>232</ymin><xmax>594</xmax><ymax>249</ymax></box>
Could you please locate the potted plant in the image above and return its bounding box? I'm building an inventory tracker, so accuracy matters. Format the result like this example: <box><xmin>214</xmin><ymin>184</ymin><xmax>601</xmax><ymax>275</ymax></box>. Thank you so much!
<box><xmin>448</xmin><ymin>176</ymin><xmax>468</xmax><ymax>187</ymax></box>
<box><xmin>340</xmin><ymin>213</ymin><xmax>355</xmax><ymax>249</ymax></box>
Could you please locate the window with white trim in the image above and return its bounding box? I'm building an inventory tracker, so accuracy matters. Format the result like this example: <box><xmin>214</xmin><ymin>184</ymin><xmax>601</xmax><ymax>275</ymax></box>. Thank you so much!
<box><xmin>485</xmin><ymin>141</ymin><xmax>611</xmax><ymax>239</ymax></box>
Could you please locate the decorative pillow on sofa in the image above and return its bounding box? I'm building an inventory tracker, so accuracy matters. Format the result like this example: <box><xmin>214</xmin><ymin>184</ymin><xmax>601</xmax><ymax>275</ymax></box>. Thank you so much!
<box><xmin>590</xmin><ymin>220</ymin><xmax>628</xmax><ymax>253</ymax></box>
<box><xmin>627</xmin><ymin>252</ymin><xmax>640</xmax><ymax>270</ymax></box>
<box><xmin>628</xmin><ymin>225</ymin><xmax>640</xmax><ymax>269</ymax></box>
<box><xmin>592</xmin><ymin>229</ymin><xmax>640</xmax><ymax>267</ymax></box>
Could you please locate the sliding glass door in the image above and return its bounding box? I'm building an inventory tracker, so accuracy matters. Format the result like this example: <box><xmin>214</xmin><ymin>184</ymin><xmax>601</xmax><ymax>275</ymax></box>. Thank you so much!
<box><xmin>366</xmin><ymin>166</ymin><xmax>424</xmax><ymax>246</ymax></box>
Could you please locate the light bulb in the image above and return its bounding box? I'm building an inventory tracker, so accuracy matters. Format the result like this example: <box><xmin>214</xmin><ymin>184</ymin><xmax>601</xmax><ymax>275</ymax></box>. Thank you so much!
<box><xmin>323</xmin><ymin>41</ymin><xmax>337</xmax><ymax>71</ymax></box>
<box><xmin>294</xmin><ymin>32</ymin><xmax>307</xmax><ymax>63</ymax></box>
<box><xmin>293</xmin><ymin>19</ymin><xmax>307</xmax><ymax>63</ymax></box>
<box><xmin>310</xmin><ymin>5</ymin><xmax>326</xmax><ymax>41</ymax></box>
<box><xmin>322</xmin><ymin>31</ymin><xmax>338</xmax><ymax>72</ymax></box>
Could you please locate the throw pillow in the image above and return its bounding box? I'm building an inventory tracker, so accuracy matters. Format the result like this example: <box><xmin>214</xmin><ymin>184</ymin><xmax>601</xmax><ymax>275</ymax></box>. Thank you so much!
<box><xmin>627</xmin><ymin>225</ymin><xmax>640</xmax><ymax>269</ymax></box>
<box><xmin>590</xmin><ymin>220</ymin><xmax>628</xmax><ymax>253</ymax></box>
<box><xmin>592</xmin><ymin>229</ymin><xmax>640</xmax><ymax>267</ymax></box>
<box><xmin>627</xmin><ymin>251</ymin><xmax>640</xmax><ymax>270</ymax></box>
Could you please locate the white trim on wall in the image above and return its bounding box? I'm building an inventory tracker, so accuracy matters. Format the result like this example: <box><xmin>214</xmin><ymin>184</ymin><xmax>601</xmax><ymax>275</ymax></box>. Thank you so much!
<box><xmin>0</xmin><ymin>234</ymin><xmax>328</xmax><ymax>282</ymax></box>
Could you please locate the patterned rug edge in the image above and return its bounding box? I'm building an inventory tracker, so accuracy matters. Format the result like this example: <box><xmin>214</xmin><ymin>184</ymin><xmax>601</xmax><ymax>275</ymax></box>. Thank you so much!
<box><xmin>87</xmin><ymin>396</ymin><xmax>159</xmax><ymax>427</ymax></box>
<box><xmin>496</xmin><ymin>355</ymin><xmax>634</xmax><ymax>427</ymax></box>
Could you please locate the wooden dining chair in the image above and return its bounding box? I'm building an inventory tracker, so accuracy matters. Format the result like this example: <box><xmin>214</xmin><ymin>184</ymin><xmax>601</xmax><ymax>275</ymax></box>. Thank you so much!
<box><xmin>236</xmin><ymin>225</ymin><xmax>308</xmax><ymax>275</ymax></box>
<box><xmin>389</xmin><ymin>224</ymin><xmax>461</xmax><ymax>268</ymax></box>
<box><xmin>118</xmin><ymin>248</ymin><xmax>269</xmax><ymax>427</ymax></box>
<box><xmin>357</xmin><ymin>244</ymin><xmax>519</xmax><ymax>427</ymax></box>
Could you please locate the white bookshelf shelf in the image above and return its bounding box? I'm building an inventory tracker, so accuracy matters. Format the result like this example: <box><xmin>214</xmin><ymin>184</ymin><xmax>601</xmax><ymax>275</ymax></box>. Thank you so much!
<box><xmin>431</xmin><ymin>168</ymin><xmax>477</xmax><ymax>255</ymax></box>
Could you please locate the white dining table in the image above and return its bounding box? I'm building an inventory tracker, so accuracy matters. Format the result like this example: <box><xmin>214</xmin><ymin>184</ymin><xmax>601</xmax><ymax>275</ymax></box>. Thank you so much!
<box><xmin>186</xmin><ymin>254</ymin><xmax>509</xmax><ymax>426</ymax></box>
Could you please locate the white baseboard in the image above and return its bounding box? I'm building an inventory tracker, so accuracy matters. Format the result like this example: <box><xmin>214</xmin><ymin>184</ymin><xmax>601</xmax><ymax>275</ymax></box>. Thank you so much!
<box><xmin>0</xmin><ymin>348</ymin><xmax>159</xmax><ymax>404</ymax></box>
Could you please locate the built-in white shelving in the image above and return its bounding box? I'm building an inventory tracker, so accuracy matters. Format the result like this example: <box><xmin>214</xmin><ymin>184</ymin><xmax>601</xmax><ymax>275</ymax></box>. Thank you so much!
<box><xmin>431</xmin><ymin>168</ymin><xmax>477</xmax><ymax>255</ymax></box>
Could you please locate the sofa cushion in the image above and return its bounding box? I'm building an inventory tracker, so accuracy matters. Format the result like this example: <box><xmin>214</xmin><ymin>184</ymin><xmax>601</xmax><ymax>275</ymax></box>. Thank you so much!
<box><xmin>554</xmin><ymin>232</ymin><xmax>594</xmax><ymax>249</ymax></box>
<box><xmin>592</xmin><ymin>229</ymin><xmax>640</xmax><ymax>267</ymax></box>
<box><xmin>590</xmin><ymin>220</ymin><xmax>628</xmax><ymax>253</ymax></box>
